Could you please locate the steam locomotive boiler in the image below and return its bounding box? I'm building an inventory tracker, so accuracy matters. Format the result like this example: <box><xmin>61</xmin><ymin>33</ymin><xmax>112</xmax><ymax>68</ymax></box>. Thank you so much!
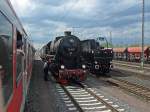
<box><xmin>49</xmin><ymin>31</ymin><xmax>86</xmax><ymax>84</ymax></box>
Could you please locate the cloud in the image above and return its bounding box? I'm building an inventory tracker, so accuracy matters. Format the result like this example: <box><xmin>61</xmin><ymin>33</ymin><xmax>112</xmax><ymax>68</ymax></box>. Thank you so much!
<box><xmin>10</xmin><ymin>0</ymin><xmax>150</xmax><ymax>48</ymax></box>
<box><xmin>10</xmin><ymin>0</ymin><xmax>36</xmax><ymax>17</ymax></box>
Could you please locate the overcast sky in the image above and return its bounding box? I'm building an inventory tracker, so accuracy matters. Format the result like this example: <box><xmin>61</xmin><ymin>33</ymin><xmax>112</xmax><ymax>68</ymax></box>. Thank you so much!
<box><xmin>10</xmin><ymin>0</ymin><xmax>150</xmax><ymax>49</ymax></box>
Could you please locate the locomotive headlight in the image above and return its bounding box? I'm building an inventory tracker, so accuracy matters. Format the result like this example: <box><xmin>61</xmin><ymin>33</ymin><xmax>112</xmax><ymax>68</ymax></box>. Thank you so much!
<box><xmin>82</xmin><ymin>65</ymin><xmax>86</xmax><ymax>69</ymax></box>
<box><xmin>61</xmin><ymin>65</ymin><xmax>65</xmax><ymax>69</ymax></box>
<box><xmin>95</xmin><ymin>61</ymin><xmax>98</xmax><ymax>64</ymax></box>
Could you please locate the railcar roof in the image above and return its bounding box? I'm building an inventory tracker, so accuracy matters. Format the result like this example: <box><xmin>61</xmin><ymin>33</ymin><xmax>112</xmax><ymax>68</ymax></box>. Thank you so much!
<box><xmin>127</xmin><ymin>47</ymin><xmax>150</xmax><ymax>53</ymax></box>
<box><xmin>0</xmin><ymin>0</ymin><xmax>27</xmax><ymax>35</ymax></box>
<box><xmin>113</xmin><ymin>48</ymin><xmax>127</xmax><ymax>53</ymax></box>
<box><xmin>113</xmin><ymin>47</ymin><xmax>150</xmax><ymax>53</ymax></box>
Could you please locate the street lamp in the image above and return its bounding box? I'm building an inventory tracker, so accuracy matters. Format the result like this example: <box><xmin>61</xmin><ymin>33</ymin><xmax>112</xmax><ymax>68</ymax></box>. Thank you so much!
<box><xmin>141</xmin><ymin>0</ymin><xmax>145</xmax><ymax>70</ymax></box>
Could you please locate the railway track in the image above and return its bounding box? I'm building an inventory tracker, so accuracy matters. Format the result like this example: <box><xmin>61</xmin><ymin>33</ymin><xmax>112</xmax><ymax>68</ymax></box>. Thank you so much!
<box><xmin>56</xmin><ymin>83</ymin><xmax>125</xmax><ymax>112</ymax></box>
<box><xmin>112</xmin><ymin>60</ymin><xmax>150</xmax><ymax>71</ymax></box>
<box><xmin>113</xmin><ymin>60</ymin><xmax>150</xmax><ymax>67</ymax></box>
<box><xmin>107</xmin><ymin>78</ymin><xmax>150</xmax><ymax>101</ymax></box>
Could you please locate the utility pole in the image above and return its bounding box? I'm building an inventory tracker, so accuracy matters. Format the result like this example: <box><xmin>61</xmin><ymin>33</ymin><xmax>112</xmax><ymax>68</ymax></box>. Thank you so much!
<box><xmin>110</xmin><ymin>31</ymin><xmax>112</xmax><ymax>48</ymax></box>
<box><xmin>141</xmin><ymin>0</ymin><xmax>145</xmax><ymax>70</ymax></box>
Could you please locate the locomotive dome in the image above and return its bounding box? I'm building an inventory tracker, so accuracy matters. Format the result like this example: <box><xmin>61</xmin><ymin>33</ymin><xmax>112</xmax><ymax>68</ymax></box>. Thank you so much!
<box><xmin>64</xmin><ymin>31</ymin><xmax>72</xmax><ymax>36</ymax></box>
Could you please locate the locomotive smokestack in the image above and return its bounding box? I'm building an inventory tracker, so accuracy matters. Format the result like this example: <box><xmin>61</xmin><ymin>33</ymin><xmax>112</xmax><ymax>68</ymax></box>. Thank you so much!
<box><xmin>64</xmin><ymin>31</ymin><xmax>71</xmax><ymax>36</ymax></box>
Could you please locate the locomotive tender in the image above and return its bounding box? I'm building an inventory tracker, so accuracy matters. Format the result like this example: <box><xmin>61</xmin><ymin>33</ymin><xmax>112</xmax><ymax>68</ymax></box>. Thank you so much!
<box><xmin>81</xmin><ymin>39</ymin><xmax>113</xmax><ymax>74</ymax></box>
<box><xmin>43</xmin><ymin>31</ymin><xmax>86</xmax><ymax>84</ymax></box>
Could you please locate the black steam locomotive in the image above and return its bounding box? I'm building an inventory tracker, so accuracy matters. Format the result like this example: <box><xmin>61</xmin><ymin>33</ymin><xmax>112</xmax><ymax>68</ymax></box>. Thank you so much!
<box><xmin>44</xmin><ymin>31</ymin><xmax>86</xmax><ymax>84</ymax></box>
<box><xmin>39</xmin><ymin>41</ymin><xmax>51</xmax><ymax>61</ymax></box>
<box><xmin>81</xmin><ymin>39</ymin><xmax>113</xmax><ymax>74</ymax></box>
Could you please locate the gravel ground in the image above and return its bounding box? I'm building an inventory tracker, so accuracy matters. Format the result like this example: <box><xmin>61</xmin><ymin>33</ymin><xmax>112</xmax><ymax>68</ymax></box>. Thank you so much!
<box><xmin>24</xmin><ymin>60</ymin><xmax>150</xmax><ymax>112</ymax></box>
<box><xmin>24</xmin><ymin>60</ymin><xmax>69</xmax><ymax>112</ymax></box>
<box><xmin>113</xmin><ymin>60</ymin><xmax>150</xmax><ymax>67</ymax></box>
<box><xmin>113</xmin><ymin>65</ymin><xmax>150</xmax><ymax>75</ymax></box>
<box><xmin>85</xmin><ymin>74</ymin><xmax>150</xmax><ymax>112</ymax></box>
<box><xmin>111</xmin><ymin>69</ymin><xmax>150</xmax><ymax>89</ymax></box>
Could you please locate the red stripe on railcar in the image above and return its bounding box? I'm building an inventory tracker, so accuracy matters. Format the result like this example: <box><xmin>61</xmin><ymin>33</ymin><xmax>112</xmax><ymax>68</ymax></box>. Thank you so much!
<box><xmin>7</xmin><ymin>80</ymin><xmax>23</xmax><ymax>112</ymax></box>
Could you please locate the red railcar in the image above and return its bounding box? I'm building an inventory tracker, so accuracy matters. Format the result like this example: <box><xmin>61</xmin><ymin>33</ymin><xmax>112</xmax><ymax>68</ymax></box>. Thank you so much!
<box><xmin>127</xmin><ymin>47</ymin><xmax>149</xmax><ymax>62</ymax></box>
<box><xmin>113</xmin><ymin>47</ymin><xmax>150</xmax><ymax>63</ymax></box>
<box><xmin>0</xmin><ymin>0</ymin><xmax>35</xmax><ymax>112</ymax></box>
<box><xmin>113</xmin><ymin>48</ymin><xmax>127</xmax><ymax>60</ymax></box>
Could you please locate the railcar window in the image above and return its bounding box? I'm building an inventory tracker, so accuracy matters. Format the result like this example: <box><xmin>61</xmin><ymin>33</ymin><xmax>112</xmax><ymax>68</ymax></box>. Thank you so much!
<box><xmin>16</xmin><ymin>31</ymin><xmax>24</xmax><ymax>82</ymax></box>
<box><xmin>24</xmin><ymin>38</ymin><xmax>27</xmax><ymax>70</ymax></box>
<box><xmin>17</xmin><ymin>31</ymin><xmax>23</xmax><ymax>49</ymax></box>
<box><xmin>27</xmin><ymin>45</ymin><xmax>31</xmax><ymax>77</ymax></box>
<box><xmin>0</xmin><ymin>13</ymin><xmax>13</xmax><ymax>105</ymax></box>
<box><xmin>16</xmin><ymin>51</ymin><xmax>23</xmax><ymax>82</ymax></box>
<box><xmin>28</xmin><ymin>45</ymin><xmax>30</xmax><ymax>65</ymax></box>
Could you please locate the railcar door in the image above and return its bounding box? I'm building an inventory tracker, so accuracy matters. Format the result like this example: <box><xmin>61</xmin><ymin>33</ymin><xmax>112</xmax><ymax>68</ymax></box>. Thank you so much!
<box><xmin>0</xmin><ymin>66</ymin><xmax>4</xmax><ymax>112</ymax></box>
<box><xmin>23</xmin><ymin>38</ymin><xmax>28</xmax><ymax>97</ymax></box>
<box><xmin>15</xmin><ymin>30</ymin><xmax>25</xmax><ymax>112</ymax></box>
<box><xmin>0</xmin><ymin>12</ymin><xmax>13</xmax><ymax>112</ymax></box>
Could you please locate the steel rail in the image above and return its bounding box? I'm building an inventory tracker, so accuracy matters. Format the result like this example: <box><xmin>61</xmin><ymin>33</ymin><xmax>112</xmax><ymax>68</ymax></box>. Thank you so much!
<box><xmin>60</xmin><ymin>85</ymin><xmax>84</xmax><ymax>112</ymax></box>
<box><xmin>84</xmin><ymin>87</ymin><xmax>120</xmax><ymax>112</ymax></box>
<box><xmin>113</xmin><ymin>61</ymin><xmax>150</xmax><ymax>69</ymax></box>
<box><xmin>107</xmin><ymin>78</ymin><xmax>150</xmax><ymax>101</ymax></box>
<box><xmin>61</xmin><ymin>83</ymin><xmax>121</xmax><ymax>112</ymax></box>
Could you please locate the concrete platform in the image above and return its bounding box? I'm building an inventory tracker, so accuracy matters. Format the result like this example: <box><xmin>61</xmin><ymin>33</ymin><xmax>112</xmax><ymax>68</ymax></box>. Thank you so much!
<box><xmin>24</xmin><ymin>60</ymin><xmax>68</xmax><ymax>112</ymax></box>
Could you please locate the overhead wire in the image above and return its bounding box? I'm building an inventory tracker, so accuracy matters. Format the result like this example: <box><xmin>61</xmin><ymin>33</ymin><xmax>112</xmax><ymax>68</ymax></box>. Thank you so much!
<box><xmin>59</xmin><ymin>0</ymin><xmax>80</xmax><ymax>21</ymax></box>
<box><xmin>51</xmin><ymin>0</ymin><xmax>80</xmax><ymax>38</ymax></box>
